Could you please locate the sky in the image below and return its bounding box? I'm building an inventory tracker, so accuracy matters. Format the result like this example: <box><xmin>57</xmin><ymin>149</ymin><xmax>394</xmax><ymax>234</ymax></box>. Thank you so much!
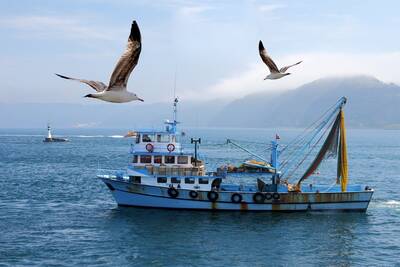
<box><xmin>0</xmin><ymin>0</ymin><xmax>399</xmax><ymax>104</ymax></box>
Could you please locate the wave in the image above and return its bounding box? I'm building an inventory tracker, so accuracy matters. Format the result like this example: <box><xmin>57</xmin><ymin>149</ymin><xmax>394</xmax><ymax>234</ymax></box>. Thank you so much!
<box><xmin>74</xmin><ymin>135</ymin><xmax>124</xmax><ymax>138</ymax></box>
<box><xmin>109</xmin><ymin>135</ymin><xmax>124</xmax><ymax>138</ymax></box>
<box><xmin>384</xmin><ymin>200</ymin><xmax>400</xmax><ymax>207</ymax></box>
<box><xmin>1</xmin><ymin>134</ymin><xmax>126</xmax><ymax>139</ymax></box>
<box><xmin>373</xmin><ymin>199</ymin><xmax>400</xmax><ymax>209</ymax></box>
<box><xmin>0</xmin><ymin>134</ymin><xmax>44</xmax><ymax>137</ymax></box>
<box><xmin>75</xmin><ymin>135</ymin><xmax>105</xmax><ymax>138</ymax></box>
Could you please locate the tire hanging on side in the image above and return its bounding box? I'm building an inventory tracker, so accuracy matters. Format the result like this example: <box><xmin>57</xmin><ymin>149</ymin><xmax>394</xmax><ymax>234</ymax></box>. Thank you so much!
<box><xmin>168</xmin><ymin>187</ymin><xmax>179</xmax><ymax>198</ymax></box>
<box><xmin>207</xmin><ymin>191</ymin><xmax>219</xmax><ymax>202</ymax></box>
<box><xmin>231</xmin><ymin>193</ymin><xmax>243</xmax><ymax>203</ymax></box>
<box><xmin>253</xmin><ymin>192</ymin><xmax>265</xmax><ymax>203</ymax></box>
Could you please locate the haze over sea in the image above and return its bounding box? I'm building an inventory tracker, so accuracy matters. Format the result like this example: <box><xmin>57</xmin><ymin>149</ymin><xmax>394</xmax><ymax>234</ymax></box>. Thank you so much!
<box><xmin>0</xmin><ymin>127</ymin><xmax>399</xmax><ymax>266</ymax></box>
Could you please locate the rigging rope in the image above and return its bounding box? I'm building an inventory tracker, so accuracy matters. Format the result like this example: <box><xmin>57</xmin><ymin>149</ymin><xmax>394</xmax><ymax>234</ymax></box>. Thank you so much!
<box><xmin>279</xmin><ymin>98</ymin><xmax>344</xmax><ymax>155</ymax></box>
<box><xmin>279</xmin><ymin>98</ymin><xmax>345</xmax><ymax>176</ymax></box>
<box><xmin>282</xmin><ymin>115</ymin><xmax>337</xmax><ymax>181</ymax></box>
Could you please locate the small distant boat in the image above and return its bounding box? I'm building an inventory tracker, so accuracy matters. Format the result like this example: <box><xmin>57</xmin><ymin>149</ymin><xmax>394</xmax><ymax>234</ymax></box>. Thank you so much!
<box><xmin>43</xmin><ymin>124</ymin><xmax>68</xmax><ymax>142</ymax></box>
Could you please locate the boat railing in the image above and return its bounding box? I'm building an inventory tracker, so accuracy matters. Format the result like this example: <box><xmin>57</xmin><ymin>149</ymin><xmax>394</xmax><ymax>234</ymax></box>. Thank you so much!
<box><xmin>134</xmin><ymin>165</ymin><xmax>205</xmax><ymax>176</ymax></box>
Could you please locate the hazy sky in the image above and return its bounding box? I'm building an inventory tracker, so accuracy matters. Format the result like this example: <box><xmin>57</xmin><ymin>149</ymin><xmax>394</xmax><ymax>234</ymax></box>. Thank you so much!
<box><xmin>1</xmin><ymin>0</ymin><xmax>399</xmax><ymax>104</ymax></box>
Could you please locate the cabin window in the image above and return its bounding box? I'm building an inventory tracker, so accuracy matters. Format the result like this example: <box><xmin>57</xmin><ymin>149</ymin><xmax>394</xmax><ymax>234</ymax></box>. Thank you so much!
<box><xmin>140</xmin><ymin>155</ymin><xmax>151</xmax><ymax>164</ymax></box>
<box><xmin>157</xmin><ymin>134</ymin><xmax>162</xmax><ymax>142</ymax></box>
<box><xmin>185</xmin><ymin>178</ymin><xmax>195</xmax><ymax>184</ymax></box>
<box><xmin>199</xmin><ymin>178</ymin><xmax>209</xmax><ymax>184</ymax></box>
<box><xmin>157</xmin><ymin>177</ymin><xmax>167</xmax><ymax>183</ymax></box>
<box><xmin>142</xmin><ymin>134</ymin><xmax>152</xmax><ymax>142</ymax></box>
<box><xmin>171</xmin><ymin>177</ymin><xmax>181</xmax><ymax>183</ymax></box>
<box><xmin>129</xmin><ymin>176</ymin><xmax>141</xmax><ymax>184</ymax></box>
<box><xmin>165</xmin><ymin>156</ymin><xmax>175</xmax><ymax>164</ymax></box>
<box><xmin>161</xmin><ymin>135</ymin><xmax>170</xmax><ymax>142</ymax></box>
<box><xmin>154</xmin><ymin>155</ymin><xmax>162</xmax><ymax>164</ymax></box>
<box><xmin>132</xmin><ymin>155</ymin><xmax>138</xmax><ymax>163</ymax></box>
<box><xmin>177</xmin><ymin>156</ymin><xmax>188</xmax><ymax>164</ymax></box>
<box><xmin>171</xmin><ymin>135</ymin><xmax>176</xmax><ymax>142</ymax></box>
<box><xmin>135</xmin><ymin>134</ymin><xmax>141</xmax><ymax>144</ymax></box>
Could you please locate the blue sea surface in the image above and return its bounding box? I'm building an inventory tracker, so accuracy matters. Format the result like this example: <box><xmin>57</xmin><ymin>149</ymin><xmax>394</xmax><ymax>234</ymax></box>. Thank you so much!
<box><xmin>0</xmin><ymin>128</ymin><xmax>399</xmax><ymax>266</ymax></box>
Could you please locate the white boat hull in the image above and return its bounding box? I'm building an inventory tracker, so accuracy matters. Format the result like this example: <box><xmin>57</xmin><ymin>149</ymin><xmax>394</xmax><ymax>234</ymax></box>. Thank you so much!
<box><xmin>101</xmin><ymin>178</ymin><xmax>373</xmax><ymax>212</ymax></box>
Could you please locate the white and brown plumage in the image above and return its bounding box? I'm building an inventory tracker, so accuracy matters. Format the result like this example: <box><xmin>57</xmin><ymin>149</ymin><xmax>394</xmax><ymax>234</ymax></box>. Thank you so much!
<box><xmin>259</xmin><ymin>40</ymin><xmax>302</xmax><ymax>80</ymax></box>
<box><xmin>56</xmin><ymin>21</ymin><xmax>143</xmax><ymax>103</ymax></box>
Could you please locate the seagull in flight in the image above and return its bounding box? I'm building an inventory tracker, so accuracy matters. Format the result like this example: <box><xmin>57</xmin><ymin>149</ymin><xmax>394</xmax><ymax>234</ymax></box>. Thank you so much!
<box><xmin>259</xmin><ymin>40</ymin><xmax>302</xmax><ymax>80</ymax></box>
<box><xmin>56</xmin><ymin>21</ymin><xmax>144</xmax><ymax>103</ymax></box>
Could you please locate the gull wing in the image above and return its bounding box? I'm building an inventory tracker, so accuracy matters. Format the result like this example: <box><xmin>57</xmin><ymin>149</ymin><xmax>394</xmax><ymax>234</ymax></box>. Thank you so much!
<box><xmin>107</xmin><ymin>21</ymin><xmax>142</xmax><ymax>91</ymax></box>
<box><xmin>279</xmin><ymin>61</ymin><xmax>303</xmax><ymax>73</ymax></box>
<box><xmin>259</xmin><ymin>40</ymin><xmax>279</xmax><ymax>73</ymax></box>
<box><xmin>55</xmin><ymin>73</ymin><xmax>107</xmax><ymax>92</ymax></box>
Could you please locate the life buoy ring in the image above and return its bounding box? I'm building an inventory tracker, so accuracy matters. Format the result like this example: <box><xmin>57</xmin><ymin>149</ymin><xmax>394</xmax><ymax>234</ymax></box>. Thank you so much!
<box><xmin>231</xmin><ymin>193</ymin><xmax>242</xmax><ymax>203</ymax></box>
<box><xmin>167</xmin><ymin>187</ymin><xmax>179</xmax><ymax>198</ymax></box>
<box><xmin>207</xmin><ymin>191</ymin><xmax>219</xmax><ymax>202</ymax></box>
<box><xmin>272</xmin><ymin>192</ymin><xmax>280</xmax><ymax>200</ymax></box>
<box><xmin>167</xmin><ymin>143</ymin><xmax>175</xmax><ymax>152</ymax></box>
<box><xmin>253</xmin><ymin>192</ymin><xmax>265</xmax><ymax>203</ymax></box>
<box><xmin>189</xmin><ymin>190</ymin><xmax>198</xmax><ymax>198</ymax></box>
<box><xmin>265</xmin><ymin>192</ymin><xmax>273</xmax><ymax>200</ymax></box>
<box><xmin>146</xmin><ymin>143</ymin><xmax>154</xmax><ymax>152</ymax></box>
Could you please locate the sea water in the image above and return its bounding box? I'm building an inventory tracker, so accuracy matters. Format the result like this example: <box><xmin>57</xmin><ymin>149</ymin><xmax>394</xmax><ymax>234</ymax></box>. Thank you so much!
<box><xmin>0</xmin><ymin>128</ymin><xmax>399</xmax><ymax>266</ymax></box>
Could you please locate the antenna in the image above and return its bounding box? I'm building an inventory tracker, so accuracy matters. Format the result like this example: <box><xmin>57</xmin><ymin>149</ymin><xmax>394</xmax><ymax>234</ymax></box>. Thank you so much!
<box><xmin>173</xmin><ymin>66</ymin><xmax>177</xmax><ymax>99</ymax></box>
<box><xmin>172</xmin><ymin>65</ymin><xmax>179</xmax><ymax>125</ymax></box>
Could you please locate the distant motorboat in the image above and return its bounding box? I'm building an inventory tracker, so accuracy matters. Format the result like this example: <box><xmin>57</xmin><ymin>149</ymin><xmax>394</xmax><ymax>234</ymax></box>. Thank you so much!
<box><xmin>43</xmin><ymin>125</ymin><xmax>68</xmax><ymax>142</ymax></box>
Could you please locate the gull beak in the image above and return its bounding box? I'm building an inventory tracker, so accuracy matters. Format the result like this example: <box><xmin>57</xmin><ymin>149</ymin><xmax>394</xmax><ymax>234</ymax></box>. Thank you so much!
<box><xmin>138</xmin><ymin>98</ymin><xmax>144</xmax><ymax>102</ymax></box>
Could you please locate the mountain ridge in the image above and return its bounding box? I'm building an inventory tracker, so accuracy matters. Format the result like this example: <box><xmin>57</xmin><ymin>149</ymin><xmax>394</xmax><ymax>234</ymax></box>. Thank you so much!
<box><xmin>1</xmin><ymin>75</ymin><xmax>399</xmax><ymax>129</ymax></box>
<box><xmin>211</xmin><ymin>75</ymin><xmax>400</xmax><ymax>128</ymax></box>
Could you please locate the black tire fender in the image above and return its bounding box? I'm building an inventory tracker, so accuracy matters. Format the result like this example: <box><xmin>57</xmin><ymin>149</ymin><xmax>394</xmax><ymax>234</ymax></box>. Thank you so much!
<box><xmin>265</xmin><ymin>192</ymin><xmax>273</xmax><ymax>200</ymax></box>
<box><xmin>231</xmin><ymin>193</ymin><xmax>243</xmax><ymax>203</ymax></box>
<box><xmin>207</xmin><ymin>191</ymin><xmax>219</xmax><ymax>202</ymax></box>
<box><xmin>168</xmin><ymin>187</ymin><xmax>179</xmax><ymax>198</ymax></box>
<box><xmin>189</xmin><ymin>190</ymin><xmax>198</xmax><ymax>199</ymax></box>
<box><xmin>253</xmin><ymin>192</ymin><xmax>265</xmax><ymax>203</ymax></box>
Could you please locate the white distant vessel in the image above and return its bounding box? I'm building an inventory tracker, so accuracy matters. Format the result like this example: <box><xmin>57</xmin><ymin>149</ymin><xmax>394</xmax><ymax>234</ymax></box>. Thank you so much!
<box><xmin>43</xmin><ymin>124</ymin><xmax>68</xmax><ymax>143</ymax></box>
<box><xmin>98</xmin><ymin>97</ymin><xmax>373</xmax><ymax>211</ymax></box>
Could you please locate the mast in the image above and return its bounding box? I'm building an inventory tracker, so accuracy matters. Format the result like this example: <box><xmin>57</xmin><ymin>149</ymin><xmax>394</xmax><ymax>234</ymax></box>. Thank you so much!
<box><xmin>173</xmin><ymin>97</ymin><xmax>178</xmax><ymax>127</ymax></box>
<box><xmin>165</xmin><ymin>98</ymin><xmax>179</xmax><ymax>134</ymax></box>
<box><xmin>271</xmin><ymin>138</ymin><xmax>279</xmax><ymax>184</ymax></box>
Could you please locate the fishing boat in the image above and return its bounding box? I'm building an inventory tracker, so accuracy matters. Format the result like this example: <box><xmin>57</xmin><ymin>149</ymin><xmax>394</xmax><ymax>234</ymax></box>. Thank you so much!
<box><xmin>99</xmin><ymin>97</ymin><xmax>373</xmax><ymax>211</ymax></box>
<box><xmin>43</xmin><ymin>124</ymin><xmax>68</xmax><ymax>142</ymax></box>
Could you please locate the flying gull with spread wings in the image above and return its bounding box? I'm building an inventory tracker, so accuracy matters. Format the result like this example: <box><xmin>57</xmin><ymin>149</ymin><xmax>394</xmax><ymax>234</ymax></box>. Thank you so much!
<box><xmin>259</xmin><ymin>40</ymin><xmax>302</xmax><ymax>80</ymax></box>
<box><xmin>56</xmin><ymin>21</ymin><xmax>143</xmax><ymax>103</ymax></box>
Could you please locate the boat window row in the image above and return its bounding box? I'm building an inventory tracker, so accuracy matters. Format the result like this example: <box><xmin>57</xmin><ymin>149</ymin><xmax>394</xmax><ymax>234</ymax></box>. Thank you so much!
<box><xmin>135</xmin><ymin>133</ymin><xmax>176</xmax><ymax>144</ymax></box>
<box><xmin>156</xmin><ymin>177</ymin><xmax>209</xmax><ymax>184</ymax></box>
<box><xmin>133</xmin><ymin>155</ymin><xmax>189</xmax><ymax>164</ymax></box>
